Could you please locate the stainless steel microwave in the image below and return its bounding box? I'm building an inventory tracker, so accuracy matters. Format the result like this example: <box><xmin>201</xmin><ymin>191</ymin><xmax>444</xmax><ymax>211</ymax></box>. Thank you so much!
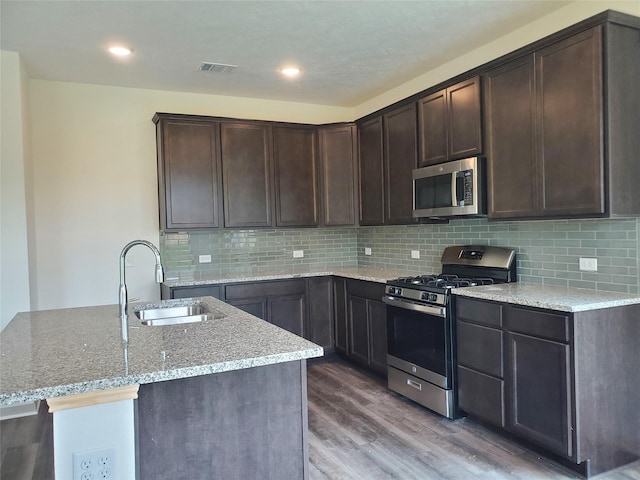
<box><xmin>412</xmin><ymin>157</ymin><xmax>486</xmax><ymax>218</ymax></box>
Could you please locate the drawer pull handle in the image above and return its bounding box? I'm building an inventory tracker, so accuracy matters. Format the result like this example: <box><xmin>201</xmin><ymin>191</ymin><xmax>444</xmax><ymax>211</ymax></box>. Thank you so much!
<box><xmin>407</xmin><ymin>379</ymin><xmax>422</xmax><ymax>391</ymax></box>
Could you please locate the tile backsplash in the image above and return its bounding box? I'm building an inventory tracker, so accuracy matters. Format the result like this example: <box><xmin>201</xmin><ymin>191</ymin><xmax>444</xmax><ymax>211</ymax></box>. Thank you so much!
<box><xmin>160</xmin><ymin>218</ymin><xmax>639</xmax><ymax>294</ymax></box>
<box><xmin>160</xmin><ymin>228</ymin><xmax>358</xmax><ymax>280</ymax></box>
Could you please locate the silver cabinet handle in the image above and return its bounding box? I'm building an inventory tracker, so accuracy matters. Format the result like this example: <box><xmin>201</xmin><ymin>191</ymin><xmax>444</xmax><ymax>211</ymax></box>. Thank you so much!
<box><xmin>407</xmin><ymin>379</ymin><xmax>422</xmax><ymax>391</ymax></box>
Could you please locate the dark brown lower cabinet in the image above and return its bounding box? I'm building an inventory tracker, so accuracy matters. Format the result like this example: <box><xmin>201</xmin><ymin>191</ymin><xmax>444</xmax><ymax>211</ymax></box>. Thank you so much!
<box><xmin>455</xmin><ymin>296</ymin><xmax>640</xmax><ymax>477</ymax></box>
<box><xmin>164</xmin><ymin>278</ymin><xmax>334</xmax><ymax>349</ymax></box>
<box><xmin>507</xmin><ymin>331</ymin><xmax>571</xmax><ymax>457</ymax></box>
<box><xmin>344</xmin><ymin>279</ymin><xmax>387</xmax><ymax>376</ymax></box>
<box><xmin>224</xmin><ymin>280</ymin><xmax>306</xmax><ymax>336</ymax></box>
<box><xmin>306</xmin><ymin>277</ymin><xmax>334</xmax><ymax>350</ymax></box>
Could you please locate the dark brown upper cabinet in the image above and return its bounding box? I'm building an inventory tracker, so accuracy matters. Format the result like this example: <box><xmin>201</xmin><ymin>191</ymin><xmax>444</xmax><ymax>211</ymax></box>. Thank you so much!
<box><xmin>273</xmin><ymin>126</ymin><xmax>319</xmax><ymax>227</ymax></box>
<box><xmin>418</xmin><ymin>76</ymin><xmax>482</xmax><ymax>167</ymax></box>
<box><xmin>220</xmin><ymin>122</ymin><xmax>274</xmax><ymax>228</ymax></box>
<box><xmin>357</xmin><ymin>117</ymin><xmax>385</xmax><ymax>226</ymax></box>
<box><xmin>485</xmin><ymin>23</ymin><xmax>640</xmax><ymax>220</ymax></box>
<box><xmin>318</xmin><ymin>124</ymin><xmax>358</xmax><ymax>226</ymax></box>
<box><xmin>357</xmin><ymin>104</ymin><xmax>418</xmax><ymax>226</ymax></box>
<box><xmin>383</xmin><ymin>103</ymin><xmax>418</xmax><ymax>225</ymax></box>
<box><xmin>154</xmin><ymin>115</ymin><xmax>222</xmax><ymax>231</ymax></box>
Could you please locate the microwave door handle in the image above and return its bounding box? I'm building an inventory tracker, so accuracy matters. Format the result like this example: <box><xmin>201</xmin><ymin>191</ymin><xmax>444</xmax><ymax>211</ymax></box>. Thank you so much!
<box><xmin>450</xmin><ymin>171</ymin><xmax>459</xmax><ymax>207</ymax></box>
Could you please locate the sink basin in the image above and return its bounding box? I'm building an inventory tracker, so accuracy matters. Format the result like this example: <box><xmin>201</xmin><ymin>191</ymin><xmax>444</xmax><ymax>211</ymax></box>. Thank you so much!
<box><xmin>134</xmin><ymin>303</ymin><xmax>223</xmax><ymax>326</ymax></box>
<box><xmin>136</xmin><ymin>305</ymin><xmax>205</xmax><ymax>320</ymax></box>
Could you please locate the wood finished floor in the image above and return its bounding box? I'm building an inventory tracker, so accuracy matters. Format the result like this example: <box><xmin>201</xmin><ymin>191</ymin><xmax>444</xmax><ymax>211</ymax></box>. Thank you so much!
<box><xmin>307</xmin><ymin>358</ymin><xmax>640</xmax><ymax>480</ymax></box>
<box><xmin>1</xmin><ymin>357</ymin><xmax>639</xmax><ymax>479</ymax></box>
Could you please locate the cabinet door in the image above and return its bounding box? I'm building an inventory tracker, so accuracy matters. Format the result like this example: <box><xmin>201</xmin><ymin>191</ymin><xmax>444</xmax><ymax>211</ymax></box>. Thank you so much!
<box><xmin>269</xmin><ymin>294</ymin><xmax>305</xmax><ymax>337</ymax></box>
<box><xmin>319</xmin><ymin>125</ymin><xmax>358</xmax><ymax>226</ymax></box>
<box><xmin>158</xmin><ymin>119</ymin><xmax>221</xmax><ymax>230</ymax></box>
<box><xmin>273</xmin><ymin>126</ymin><xmax>319</xmax><ymax>227</ymax></box>
<box><xmin>484</xmin><ymin>56</ymin><xmax>537</xmax><ymax>219</ymax></box>
<box><xmin>384</xmin><ymin>103</ymin><xmax>418</xmax><ymax>224</ymax></box>
<box><xmin>418</xmin><ymin>77</ymin><xmax>482</xmax><ymax>167</ymax></box>
<box><xmin>507</xmin><ymin>331</ymin><xmax>572</xmax><ymax>458</ymax></box>
<box><xmin>536</xmin><ymin>27</ymin><xmax>604</xmax><ymax>217</ymax></box>
<box><xmin>220</xmin><ymin>123</ymin><xmax>273</xmax><ymax>227</ymax></box>
<box><xmin>448</xmin><ymin>77</ymin><xmax>482</xmax><ymax>160</ymax></box>
<box><xmin>306</xmin><ymin>277</ymin><xmax>334</xmax><ymax>349</ymax></box>
<box><xmin>368</xmin><ymin>300</ymin><xmax>388</xmax><ymax>375</ymax></box>
<box><xmin>358</xmin><ymin>117</ymin><xmax>385</xmax><ymax>226</ymax></box>
<box><xmin>333</xmin><ymin>277</ymin><xmax>348</xmax><ymax>355</ymax></box>
<box><xmin>347</xmin><ymin>295</ymin><xmax>370</xmax><ymax>366</ymax></box>
<box><xmin>226</xmin><ymin>298</ymin><xmax>267</xmax><ymax>320</ymax></box>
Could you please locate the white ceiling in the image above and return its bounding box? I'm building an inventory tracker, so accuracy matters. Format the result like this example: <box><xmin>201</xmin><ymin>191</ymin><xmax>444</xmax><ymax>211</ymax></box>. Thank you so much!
<box><xmin>1</xmin><ymin>0</ymin><xmax>573</xmax><ymax>107</ymax></box>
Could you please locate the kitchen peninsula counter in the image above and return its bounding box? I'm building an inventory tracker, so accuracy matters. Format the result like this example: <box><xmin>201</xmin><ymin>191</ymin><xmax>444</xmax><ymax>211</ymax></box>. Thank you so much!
<box><xmin>0</xmin><ymin>296</ymin><xmax>323</xmax><ymax>406</ymax></box>
<box><xmin>1</xmin><ymin>296</ymin><xmax>323</xmax><ymax>479</ymax></box>
<box><xmin>453</xmin><ymin>282</ymin><xmax>640</xmax><ymax>312</ymax></box>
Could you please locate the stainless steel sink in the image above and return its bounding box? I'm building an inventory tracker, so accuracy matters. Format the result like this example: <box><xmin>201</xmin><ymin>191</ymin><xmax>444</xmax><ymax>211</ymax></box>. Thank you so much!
<box><xmin>134</xmin><ymin>303</ymin><xmax>223</xmax><ymax>326</ymax></box>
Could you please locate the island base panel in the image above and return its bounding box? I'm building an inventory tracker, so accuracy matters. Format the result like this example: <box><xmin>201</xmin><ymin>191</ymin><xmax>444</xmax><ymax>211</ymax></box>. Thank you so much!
<box><xmin>137</xmin><ymin>360</ymin><xmax>309</xmax><ymax>480</ymax></box>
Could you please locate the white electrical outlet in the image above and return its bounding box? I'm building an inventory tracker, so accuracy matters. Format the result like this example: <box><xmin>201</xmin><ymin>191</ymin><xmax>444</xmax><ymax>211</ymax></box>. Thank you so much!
<box><xmin>411</xmin><ymin>250</ymin><xmax>420</xmax><ymax>259</ymax></box>
<box><xmin>198</xmin><ymin>254</ymin><xmax>212</xmax><ymax>263</ymax></box>
<box><xmin>293</xmin><ymin>250</ymin><xmax>304</xmax><ymax>258</ymax></box>
<box><xmin>364</xmin><ymin>247</ymin><xmax>372</xmax><ymax>256</ymax></box>
<box><xmin>73</xmin><ymin>447</ymin><xmax>116</xmax><ymax>480</ymax></box>
<box><xmin>579</xmin><ymin>257</ymin><xmax>598</xmax><ymax>271</ymax></box>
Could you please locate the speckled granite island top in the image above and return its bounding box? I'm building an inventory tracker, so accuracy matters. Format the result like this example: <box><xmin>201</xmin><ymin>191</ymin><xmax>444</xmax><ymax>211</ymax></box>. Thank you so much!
<box><xmin>454</xmin><ymin>283</ymin><xmax>640</xmax><ymax>312</ymax></box>
<box><xmin>163</xmin><ymin>266</ymin><xmax>413</xmax><ymax>287</ymax></box>
<box><xmin>0</xmin><ymin>297</ymin><xmax>323</xmax><ymax>406</ymax></box>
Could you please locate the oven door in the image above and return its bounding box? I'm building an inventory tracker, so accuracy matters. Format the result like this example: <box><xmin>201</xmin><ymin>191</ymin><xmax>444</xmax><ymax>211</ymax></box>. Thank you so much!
<box><xmin>383</xmin><ymin>296</ymin><xmax>453</xmax><ymax>389</ymax></box>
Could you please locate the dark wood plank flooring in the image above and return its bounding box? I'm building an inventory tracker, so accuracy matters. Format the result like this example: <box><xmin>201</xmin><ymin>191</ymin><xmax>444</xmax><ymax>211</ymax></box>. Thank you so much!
<box><xmin>307</xmin><ymin>358</ymin><xmax>640</xmax><ymax>480</ymax></box>
<box><xmin>1</xmin><ymin>358</ymin><xmax>639</xmax><ymax>479</ymax></box>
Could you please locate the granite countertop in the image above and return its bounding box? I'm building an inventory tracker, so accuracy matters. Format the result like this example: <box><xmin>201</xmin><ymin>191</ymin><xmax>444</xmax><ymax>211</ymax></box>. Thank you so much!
<box><xmin>163</xmin><ymin>266</ymin><xmax>413</xmax><ymax>288</ymax></box>
<box><xmin>454</xmin><ymin>283</ymin><xmax>640</xmax><ymax>312</ymax></box>
<box><xmin>0</xmin><ymin>297</ymin><xmax>323</xmax><ymax>406</ymax></box>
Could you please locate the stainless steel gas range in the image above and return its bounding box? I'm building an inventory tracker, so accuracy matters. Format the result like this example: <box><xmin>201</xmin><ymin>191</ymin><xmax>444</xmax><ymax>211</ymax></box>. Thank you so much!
<box><xmin>383</xmin><ymin>245</ymin><xmax>516</xmax><ymax>419</ymax></box>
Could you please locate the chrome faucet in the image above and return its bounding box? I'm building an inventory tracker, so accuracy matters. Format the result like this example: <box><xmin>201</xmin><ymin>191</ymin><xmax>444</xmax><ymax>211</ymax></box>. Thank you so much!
<box><xmin>119</xmin><ymin>240</ymin><xmax>164</xmax><ymax>343</ymax></box>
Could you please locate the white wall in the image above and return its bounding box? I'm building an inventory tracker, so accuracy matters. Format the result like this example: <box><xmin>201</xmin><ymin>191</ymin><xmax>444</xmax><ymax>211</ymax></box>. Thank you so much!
<box><xmin>1</xmin><ymin>51</ymin><xmax>32</xmax><ymax>330</ymax></box>
<box><xmin>28</xmin><ymin>81</ymin><xmax>351</xmax><ymax>311</ymax></box>
<box><xmin>355</xmin><ymin>0</ymin><xmax>640</xmax><ymax>117</ymax></box>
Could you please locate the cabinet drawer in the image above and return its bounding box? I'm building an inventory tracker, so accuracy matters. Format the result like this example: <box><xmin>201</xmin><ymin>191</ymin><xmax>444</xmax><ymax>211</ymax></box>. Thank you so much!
<box><xmin>345</xmin><ymin>279</ymin><xmax>385</xmax><ymax>302</ymax></box>
<box><xmin>171</xmin><ymin>285</ymin><xmax>221</xmax><ymax>300</ymax></box>
<box><xmin>224</xmin><ymin>279</ymin><xmax>306</xmax><ymax>300</ymax></box>
<box><xmin>458</xmin><ymin>366</ymin><xmax>505</xmax><ymax>427</ymax></box>
<box><xmin>456</xmin><ymin>297</ymin><xmax>503</xmax><ymax>328</ymax></box>
<box><xmin>457</xmin><ymin>321</ymin><xmax>503</xmax><ymax>377</ymax></box>
<box><xmin>506</xmin><ymin>306</ymin><xmax>569</xmax><ymax>343</ymax></box>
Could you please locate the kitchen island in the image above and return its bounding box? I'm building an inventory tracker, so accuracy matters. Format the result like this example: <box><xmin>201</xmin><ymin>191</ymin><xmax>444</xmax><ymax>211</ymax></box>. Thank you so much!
<box><xmin>0</xmin><ymin>296</ymin><xmax>323</xmax><ymax>479</ymax></box>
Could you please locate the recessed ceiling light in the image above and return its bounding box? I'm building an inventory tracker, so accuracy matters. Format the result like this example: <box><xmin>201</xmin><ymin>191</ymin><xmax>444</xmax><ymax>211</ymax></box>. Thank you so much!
<box><xmin>281</xmin><ymin>67</ymin><xmax>301</xmax><ymax>77</ymax></box>
<box><xmin>109</xmin><ymin>46</ymin><xmax>132</xmax><ymax>56</ymax></box>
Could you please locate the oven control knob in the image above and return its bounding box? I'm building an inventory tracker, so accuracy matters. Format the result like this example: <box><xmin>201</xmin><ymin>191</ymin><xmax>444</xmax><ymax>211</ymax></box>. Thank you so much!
<box><xmin>420</xmin><ymin>292</ymin><xmax>430</xmax><ymax>301</ymax></box>
<box><xmin>429</xmin><ymin>293</ymin><xmax>438</xmax><ymax>302</ymax></box>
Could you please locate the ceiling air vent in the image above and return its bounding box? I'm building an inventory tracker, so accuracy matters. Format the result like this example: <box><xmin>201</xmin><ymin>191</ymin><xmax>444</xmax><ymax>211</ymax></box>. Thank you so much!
<box><xmin>198</xmin><ymin>62</ymin><xmax>238</xmax><ymax>73</ymax></box>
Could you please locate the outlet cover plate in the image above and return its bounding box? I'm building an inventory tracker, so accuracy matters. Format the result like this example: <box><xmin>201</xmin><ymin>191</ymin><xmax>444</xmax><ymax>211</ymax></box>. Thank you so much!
<box><xmin>198</xmin><ymin>255</ymin><xmax>212</xmax><ymax>263</ymax></box>
<box><xmin>411</xmin><ymin>250</ymin><xmax>420</xmax><ymax>259</ymax></box>
<box><xmin>73</xmin><ymin>447</ymin><xmax>116</xmax><ymax>480</ymax></box>
<box><xmin>579</xmin><ymin>257</ymin><xmax>598</xmax><ymax>271</ymax></box>
<box><xmin>364</xmin><ymin>247</ymin><xmax>372</xmax><ymax>256</ymax></box>
<box><xmin>293</xmin><ymin>250</ymin><xmax>304</xmax><ymax>258</ymax></box>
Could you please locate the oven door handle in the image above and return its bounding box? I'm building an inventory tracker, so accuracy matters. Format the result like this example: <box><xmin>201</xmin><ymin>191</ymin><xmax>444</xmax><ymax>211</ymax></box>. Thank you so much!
<box><xmin>382</xmin><ymin>295</ymin><xmax>447</xmax><ymax>317</ymax></box>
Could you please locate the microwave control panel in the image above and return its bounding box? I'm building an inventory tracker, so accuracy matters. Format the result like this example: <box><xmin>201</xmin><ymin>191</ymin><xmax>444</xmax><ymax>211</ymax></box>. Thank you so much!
<box><xmin>457</xmin><ymin>170</ymin><xmax>474</xmax><ymax>206</ymax></box>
